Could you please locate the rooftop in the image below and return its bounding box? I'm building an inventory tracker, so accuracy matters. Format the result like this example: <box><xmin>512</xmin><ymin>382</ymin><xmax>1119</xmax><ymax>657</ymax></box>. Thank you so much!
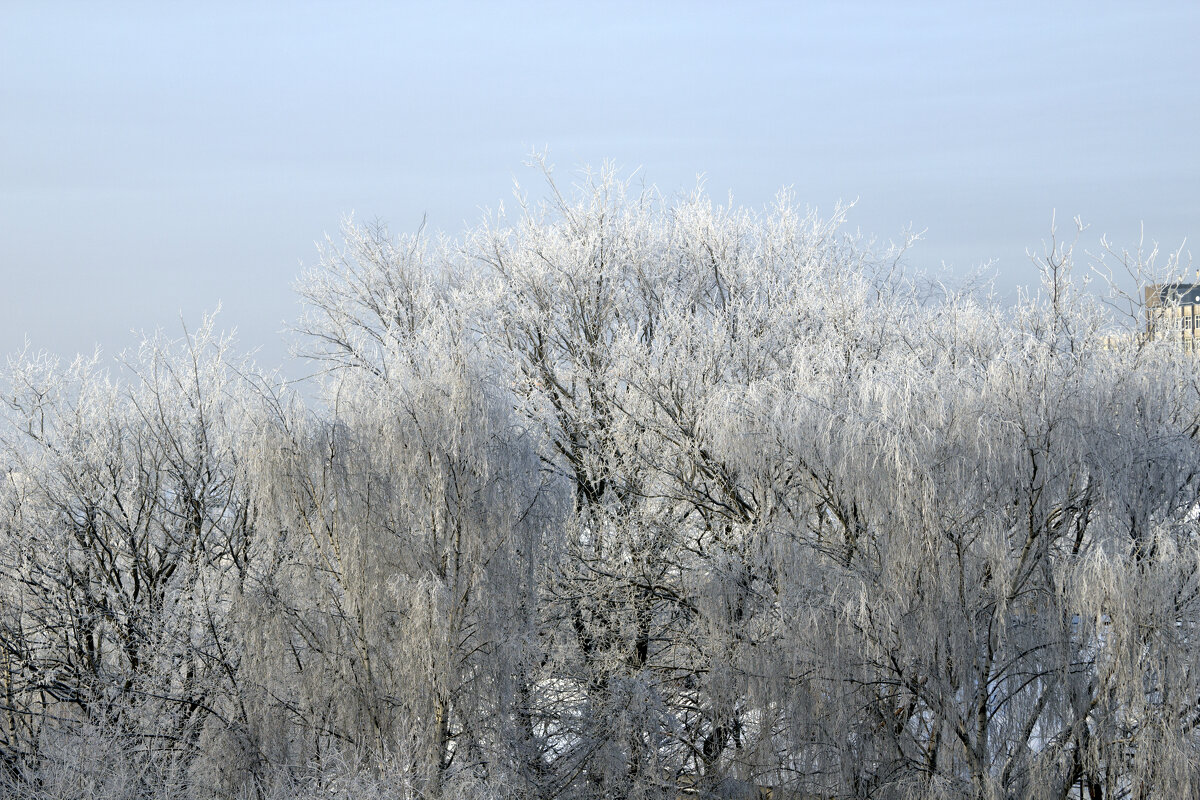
<box><xmin>1146</xmin><ymin>282</ymin><xmax>1200</xmax><ymax>306</ymax></box>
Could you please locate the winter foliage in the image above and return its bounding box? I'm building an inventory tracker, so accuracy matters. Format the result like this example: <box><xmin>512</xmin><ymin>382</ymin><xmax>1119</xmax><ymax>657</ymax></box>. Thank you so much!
<box><xmin>2</xmin><ymin>165</ymin><xmax>1198</xmax><ymax>799</ymax></box>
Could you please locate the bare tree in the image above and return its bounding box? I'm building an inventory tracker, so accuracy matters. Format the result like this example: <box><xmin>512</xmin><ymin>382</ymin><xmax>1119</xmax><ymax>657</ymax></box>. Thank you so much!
<box><xmin>2</xmin><ymin>165</ymin><xmax>1198</xmax><ymax>800</ymax></box>
<box><xmin>0</xmin><ymin>317</ymin><xmax>259</xmax><ymax>795</ymax></box>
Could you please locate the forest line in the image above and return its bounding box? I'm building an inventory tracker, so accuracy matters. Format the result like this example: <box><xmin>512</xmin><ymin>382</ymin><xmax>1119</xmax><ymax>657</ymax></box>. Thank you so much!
<box><xmin>2</xmin><ymin>168</ymin><xmax>1197</xmax><ymax>799</ymax></box>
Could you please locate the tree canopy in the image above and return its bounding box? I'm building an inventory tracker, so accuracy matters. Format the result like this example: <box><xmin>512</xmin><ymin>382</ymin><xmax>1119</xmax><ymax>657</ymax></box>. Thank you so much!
<box><xmin>1</xmin><ymin>166</ymin><xmax>1197</xmax><ymax>800</ymax></box>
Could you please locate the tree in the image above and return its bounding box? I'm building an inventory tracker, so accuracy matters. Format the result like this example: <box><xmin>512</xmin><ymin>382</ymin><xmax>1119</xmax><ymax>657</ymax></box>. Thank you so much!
<box><xmin>245</xmin><ymin>218</ymin><xmax>551</xmax><ymax>796</ymax></box>
<box><xmin>2</xmin><ymin>164</ymin><xmax>1198</xmax><ymax>800</ymax></box>
<box><xmin>0</xmin><ymin>317</ymin><xmax>259</xmax><ymax>796</ymax></box>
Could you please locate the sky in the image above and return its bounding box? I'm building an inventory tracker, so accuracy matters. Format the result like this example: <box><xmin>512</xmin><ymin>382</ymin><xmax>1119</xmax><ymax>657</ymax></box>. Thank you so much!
<box><xmin>3</xmin><ymin>1</ymin><xmax>1198</xmax><ymax>374</ymax></box>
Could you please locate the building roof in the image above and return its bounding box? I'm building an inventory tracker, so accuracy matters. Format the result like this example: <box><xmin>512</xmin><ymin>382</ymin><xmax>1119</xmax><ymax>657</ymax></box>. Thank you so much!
<box><xmin>1146</xmin><ymin>282</ymin><xmax>1200</xmax><ymax>306</ymax></box>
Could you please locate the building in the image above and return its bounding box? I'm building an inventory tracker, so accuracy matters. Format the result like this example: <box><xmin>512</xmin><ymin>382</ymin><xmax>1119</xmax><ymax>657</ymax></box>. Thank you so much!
<box><xmin>1145</xmin><ymin>282</ymin><xmax>1200</xmax><ymax>351</ymax></box>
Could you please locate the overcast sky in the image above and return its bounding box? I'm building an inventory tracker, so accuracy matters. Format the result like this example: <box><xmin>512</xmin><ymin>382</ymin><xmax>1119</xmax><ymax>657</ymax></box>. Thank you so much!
<box><xmin>3</xmin><ymin>1</ymin><xmax>1197</xmax><ymax>372</ymax></box>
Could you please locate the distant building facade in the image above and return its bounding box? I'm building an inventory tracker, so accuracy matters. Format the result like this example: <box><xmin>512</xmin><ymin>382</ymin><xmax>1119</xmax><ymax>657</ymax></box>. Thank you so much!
<box><xmin>1146</xmin><ymin>282</ymin><xmax>1200</xmax><ymax>351</ymax></box>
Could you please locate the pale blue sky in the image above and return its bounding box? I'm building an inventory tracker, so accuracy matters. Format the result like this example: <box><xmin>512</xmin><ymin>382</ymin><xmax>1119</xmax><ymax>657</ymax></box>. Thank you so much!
<box><xmin>3</xmin><ymin>1</ymin><xmax>1197</xmax><ymax>370</ymax></box>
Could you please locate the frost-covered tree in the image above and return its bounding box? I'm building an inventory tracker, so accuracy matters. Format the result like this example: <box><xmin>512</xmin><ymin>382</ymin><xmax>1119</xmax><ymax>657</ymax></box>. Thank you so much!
<box><xmin>239</xmin><ymin>220</ymin><xmax>552</xmax><ymax>796</ymax></box>
<box><xmin>0</xmin><ymin>317</ymin><xmax>259</xmax><ymax>795</ymax></box>
<box><xmin>463</xmin><ymin>164</ymin><xmax>917</xmax><ymax>798</ymax></box>
<box><xmin>2</xmin><ymin>165</ymin><xmax>1198</xmax><ymax>800</ymax></box>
